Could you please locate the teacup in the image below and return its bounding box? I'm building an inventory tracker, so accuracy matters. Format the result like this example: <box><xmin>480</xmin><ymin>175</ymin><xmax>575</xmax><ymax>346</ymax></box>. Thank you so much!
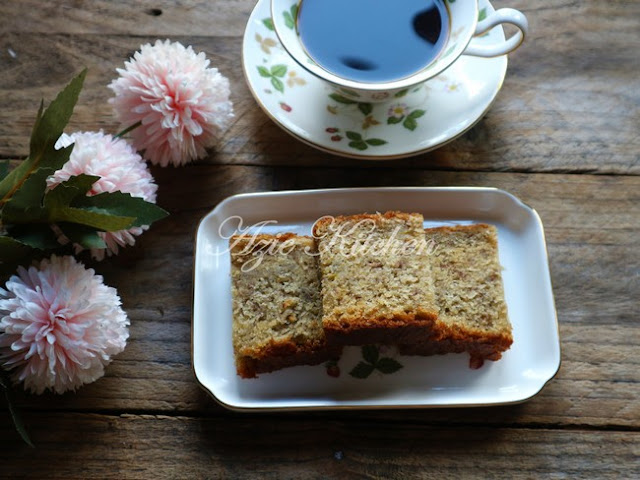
<box><xmin>271</xmin><ymin>0</ymin><xmax>528</xmax><ymax>102</ymax></box>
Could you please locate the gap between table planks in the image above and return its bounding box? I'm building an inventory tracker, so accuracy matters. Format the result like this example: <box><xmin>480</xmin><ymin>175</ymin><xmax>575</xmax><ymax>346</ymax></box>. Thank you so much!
<box><xmin>1</xmin><ymin>413</ymin><xmax>639</xmax><ymax>479</ymax></box>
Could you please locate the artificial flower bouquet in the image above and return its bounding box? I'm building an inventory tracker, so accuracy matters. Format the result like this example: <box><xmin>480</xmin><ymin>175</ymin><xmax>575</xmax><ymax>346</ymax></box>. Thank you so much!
<box><xmin>0</xmin><ymin>40</ymin><xmax>233</xmax><ymax>444</ymax></box>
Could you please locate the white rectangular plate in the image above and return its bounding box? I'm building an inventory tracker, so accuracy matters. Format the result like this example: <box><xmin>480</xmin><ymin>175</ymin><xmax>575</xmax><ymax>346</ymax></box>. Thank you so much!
<box><xmin>192</xmin><ymin>187</ymin><xmax>560</xmax><ymax>410</ymax></box>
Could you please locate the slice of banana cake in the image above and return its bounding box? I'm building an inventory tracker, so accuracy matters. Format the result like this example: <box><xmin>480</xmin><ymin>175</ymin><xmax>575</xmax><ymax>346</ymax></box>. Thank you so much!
<box><xmin>313</xmin><ymin>211</ymin><xmax>439</xmax><ymax>346</ymax></box>
<box><xmin>230</xmin><ymin>233</ymin><xmax>340</xmax><ymax>378</ymax></box>
<box><xmin>398</xmin><ymin>224</ymin><xmax>512</xmax><ymax>368</ymax></box>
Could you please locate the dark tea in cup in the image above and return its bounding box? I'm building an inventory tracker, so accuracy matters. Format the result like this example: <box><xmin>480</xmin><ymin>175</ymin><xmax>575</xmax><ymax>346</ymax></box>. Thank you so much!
<box><xmin>297</xmin><ymin>0</ymin><xmax>450</xmax><ymax>83</ymax></box>
<box><xmin>272</xmin><ymin>0</ymin><xmax>528</xmax><ymax>102</ymax></box>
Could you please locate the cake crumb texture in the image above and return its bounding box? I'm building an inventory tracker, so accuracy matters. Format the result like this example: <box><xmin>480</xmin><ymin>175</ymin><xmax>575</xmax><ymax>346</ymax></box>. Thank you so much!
<box><xmin>399</xmin><ymin>224</ymin><xmax>512</xmax><ymax>366</ymax></box>
<box><xmin>230</xmin><ymin>233</ymin><xmax>338</xmax><ymax>378</ymax></box>
<box><xmin>313</xmin><ymin>212</ymin><xmax>439</xmax><ymax>345</ymax></box>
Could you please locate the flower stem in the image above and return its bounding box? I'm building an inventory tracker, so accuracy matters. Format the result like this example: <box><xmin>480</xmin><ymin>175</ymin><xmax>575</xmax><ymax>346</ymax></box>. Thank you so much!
<box><xmin>114</xmin><ymin>121</ymin><xmax>142</xmax><ymax>139</ymax></box>
<box><xmin>0</xmin><ymin>369</ymin><xmax>34</xmax><ymax>447</ymax></box>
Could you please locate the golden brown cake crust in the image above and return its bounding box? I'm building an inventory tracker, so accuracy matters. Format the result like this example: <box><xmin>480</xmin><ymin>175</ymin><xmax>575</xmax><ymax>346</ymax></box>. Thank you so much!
<box><xmin>397</xmin><ymin>330</ymin><xmax>513</xmax><ymax>362</ymax></box>
<box><xmin>399</xmin><ymin>223</ymin><xmax>512</xmax><ymax>367</ymax></box>
<box><xmin>231</xmin><ymin>221</ymin><xmax>512</xmax><ymax>376</ymax></box>
<box><xmin>230</xmin><ymin>233</ymin><xmax>340</xmax><ymax>378</ymax></box>
<box><xmin>312</xmin><ymin>211</ymin><xmax>421</xmax><ymax>235</ymax></box>
<box><xmin>236</xmin><ymin>337</ymin><xmax>340</xmax><ymax>379</ymax></box>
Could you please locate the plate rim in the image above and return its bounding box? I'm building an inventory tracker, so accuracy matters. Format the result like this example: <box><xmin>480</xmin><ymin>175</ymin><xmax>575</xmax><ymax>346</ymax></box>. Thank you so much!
<box><xmin>191</xmin><ymin>186</ymin><xmax>561</xmax><ymax>411</ymax></box>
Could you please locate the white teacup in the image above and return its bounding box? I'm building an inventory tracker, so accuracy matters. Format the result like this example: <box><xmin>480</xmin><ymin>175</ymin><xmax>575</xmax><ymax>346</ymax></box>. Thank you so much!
<box><xmin>271</xmin><ymin>0</ymin><xmax>528</xmax><ymax>103</ymax></box>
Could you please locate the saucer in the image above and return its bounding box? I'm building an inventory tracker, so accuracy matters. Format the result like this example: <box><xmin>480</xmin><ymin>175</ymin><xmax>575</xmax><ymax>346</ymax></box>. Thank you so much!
<box><xmin>242</xmin><ymin>0</ymin><xmax>508</xmax><ymax>160</ymax></box>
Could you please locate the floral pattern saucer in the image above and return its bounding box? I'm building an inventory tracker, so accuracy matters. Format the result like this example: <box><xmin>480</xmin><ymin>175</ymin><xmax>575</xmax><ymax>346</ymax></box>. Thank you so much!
<box><xmin>242</xmin><ymin>0</ymin><xmax>508</xmax><ymax>160</ymax></box>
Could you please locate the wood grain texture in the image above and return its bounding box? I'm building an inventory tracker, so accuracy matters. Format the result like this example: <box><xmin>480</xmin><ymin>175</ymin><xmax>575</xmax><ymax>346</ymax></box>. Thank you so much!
<box><xmin>1</xmin><ymin>0</ymin><xmax>256</xmax><ymax>36</ymax></box>
<box><xmin>1</xmin><ymin>1</ymin><xmax>639</xmax><ymax>172</ymax></box>
<box><xmin>0</xmin><ymin>0</ymin><xmax>639</xmax><ymax>476</ymax></box>
<box><xmin>3</xmin><ymin>167</ymin><xmax>637</xmax><ymax>430</ymax></box>
<box><xmin>1</xmin><ymin>413</ymin><xmax>639</xmax><ymax>479</ymax></box>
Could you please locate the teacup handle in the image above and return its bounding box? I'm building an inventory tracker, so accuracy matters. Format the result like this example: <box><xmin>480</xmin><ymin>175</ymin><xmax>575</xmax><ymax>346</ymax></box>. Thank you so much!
<box><xmin>463</xmin><ymin>8</ymin><xmax>528</xmax><ymax>57</ymax></box>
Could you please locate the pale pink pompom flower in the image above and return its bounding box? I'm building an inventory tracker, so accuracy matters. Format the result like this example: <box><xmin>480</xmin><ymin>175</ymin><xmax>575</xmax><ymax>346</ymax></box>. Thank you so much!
<box><xmin>47</xmin><ymin>131</ymin><xmax>158</xmax><ymax>261</ymax></box>
<box><xmin>0</xmin><ymin>255</ymin><xmax>129</xmax><ymax>395</ymax></box>
<box><xmin>108</xmin><ymin>39</ymin><xmax>234</xmax><ymax>167</ymax></box>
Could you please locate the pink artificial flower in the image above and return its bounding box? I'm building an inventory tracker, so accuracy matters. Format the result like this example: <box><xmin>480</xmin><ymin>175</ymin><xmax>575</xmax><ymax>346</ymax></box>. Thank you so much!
<box><xmin>108</xmin><ymin>39</ymin><xmax>234</xmax><ymax>167</ymax></box>
<box><xmin>0</xmin><ymin>255</ymin><xmax>129</xmax><ymax>394</ymax></box>
<box><xmin>47</xmin><ymin>131</ymin><xmax>158</xmax><ymax>260</ymax></box>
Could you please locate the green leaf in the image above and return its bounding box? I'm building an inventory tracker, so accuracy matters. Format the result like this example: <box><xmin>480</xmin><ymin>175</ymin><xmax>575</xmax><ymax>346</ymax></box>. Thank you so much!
<box><xmin>290</xmin><ymin>3</ymin><xmax>299</xmax><ymax>20</ymax></box>
<box><xmin>29</xmin><ymin>100</ymin><xmax>45</xmax><ymax>151</ymax></box>
<box><xmin>283</xmin><ymin>11</ymin><xmax>295</xmax><ymax>29</ymax></box>
<box><xmin>403</xmin><ymin>117</ymin><xmax>418</xmax><ymax>131</ymax></box>
<box><xmin>43</xmin><ymin>174</ymin><xmax>99</xmax><ymax>213</ymax></box>
<box><xmin>270</xmin><ymin>64</ymin><xmax>288</xmax><ymax>77</ymax></box>
<box><xmin>39</xmin><ymin>174</ymin><xmax>159</xmax><ymax>233</ymax></box>
<box><xmin>73</xmin><ymin>191</ymin><xmax>169</xmax><ymax>228</ymax></box>
<box><xmin>394</xmin><ymin>89</ymin><xmax>409</xmax><ymax>98</ymax></box>
<box><xmin>271</xmin><ymin>77</ymin><xmax>284</xmax><ymax>93</ymax></box>
<box><xmin>362</xmin><ymin>345</ymin><xmax>379</xmax><ymax>364</ymax></box>
<box><xmin>0</xmin><ymin>370</ymin><xmax>34</xmax><ymax>447</ymax></box>
<box><xmin>52</xmin><ymin>207</ymin><xmax>135</xmax><ymax>232</ymax></box>
<box><xmin>329</xmin><ymin>93</ymin><xmax>357</xmax><ymax>105</ymax></box>
<box><xmin>0</xmin><ymin>70</ymin><xmax>86</xmax><ymax>205</ymax></box>
<box><xmin>408</xmin><ymin>109</ymin><xmax>426</xmax><ymax>119</ymax></box>
<box><xmin>357</xmin><ymin>103</ymin><xmax>373</xmax><ymax>116</ymax></box>
<box><xmin>387</xmin><ymin>116</ymin><xmax>403</xmax><ymax>125</ymax></box>
<box><xmin>478</xmin><ymin>7</ymin><xmax>487</xmax><ymax>21</ymax></box>
<box><xmin>443</xmin><ymin>44</ymin><xmax>456</xmax><ymax>58</ymax></box>
<box><xmin>346</xmin><ymin>131</ymin><xmax>362</xmax><ymax>141</ymax></box>
<box><xmin>0</xmin><ymin>160</ymin><xmax>9</xmax><ymax>182</ymax></box>
<box><xmin>262</xmin><ymin>18</ymin><xmax>275</xmax><ymax>31</ymax></box>
<box><xmin>365</xmin><ymin>138</ymin><xmax>387</xmax><ymax>146</ymax></box>
<box><xmin>0</xmin><ymin>235</ymin><xmax>33</xmax><ymax>264</ymax></box>
<box><xmin>56</xmin><ymin>222</ymin><xmax>107</xmax><ymax>249</ymax></box>
<box><xmin>376</xmin><ymin>357</ymin><xmax>403</xmax><ymax>374</ymax></box>
<box><xmin>257</xmin><ymin>66</ymin><xmax>271</xmax><ymax>78</ymax></box>
<box><xmin>348</xmin><ymin>141</ymin><xmax>368</xmax><ymax>151</ymax></box>
<box><xmin>1</xmin><ymin>167</ymin><xmax>55</xmax><ymax>224</ymax></box>
<box><xmin>5</xmin><ymin>224</ymin><xmax>60</xmax><ymax>250</ymax></box>
<box><xmin>349</xmin><ymin>361</ymin><xmax>375</xmax><ymax>379</ymax></box>
<box><xmin>12</xmin><ymin>166</ymin><xmax>56</xmax><ymax>207</ymax></box>
<box><xmin>30</xmin><ymin>69</ymin><xmax>86</xmax><ymax>156</ymax></box>
<box><xmin>339</xmin><ymin>88</ymin><xmax>360</xmax><ymax>98</ymax></box>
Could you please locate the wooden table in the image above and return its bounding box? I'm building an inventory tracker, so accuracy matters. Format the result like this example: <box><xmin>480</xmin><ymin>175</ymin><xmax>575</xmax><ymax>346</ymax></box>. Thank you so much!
<box><xmin>1</xmin><ymin>1</ymin><xmax>638</xmax><ymax>478</ymax></box>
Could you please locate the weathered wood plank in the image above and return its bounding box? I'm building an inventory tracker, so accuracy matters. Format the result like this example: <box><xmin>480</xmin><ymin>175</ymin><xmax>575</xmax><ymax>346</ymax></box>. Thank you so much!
<box><xmin>3</xmin><ymin>167</ymin><xmax>638</xmax><ymax>428</ymax></box>
<box><xmin>0</xmin><ymin>1</ymin><xmax>637</xmax><ymax>476</ymax></box>
<box><xmin>0</xmin><ymin>20</ymin><xmax>638</xmax><ymax>172</ymax></box>
<box><xmin>1</xmin><ymin>0</ymin><xmax>256</xmax><ymax>36</ymax></box>
<box><xmin>0</xmin><ymin>413</ymin><xmax>638</xmax><ymax>479</ymax></box>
